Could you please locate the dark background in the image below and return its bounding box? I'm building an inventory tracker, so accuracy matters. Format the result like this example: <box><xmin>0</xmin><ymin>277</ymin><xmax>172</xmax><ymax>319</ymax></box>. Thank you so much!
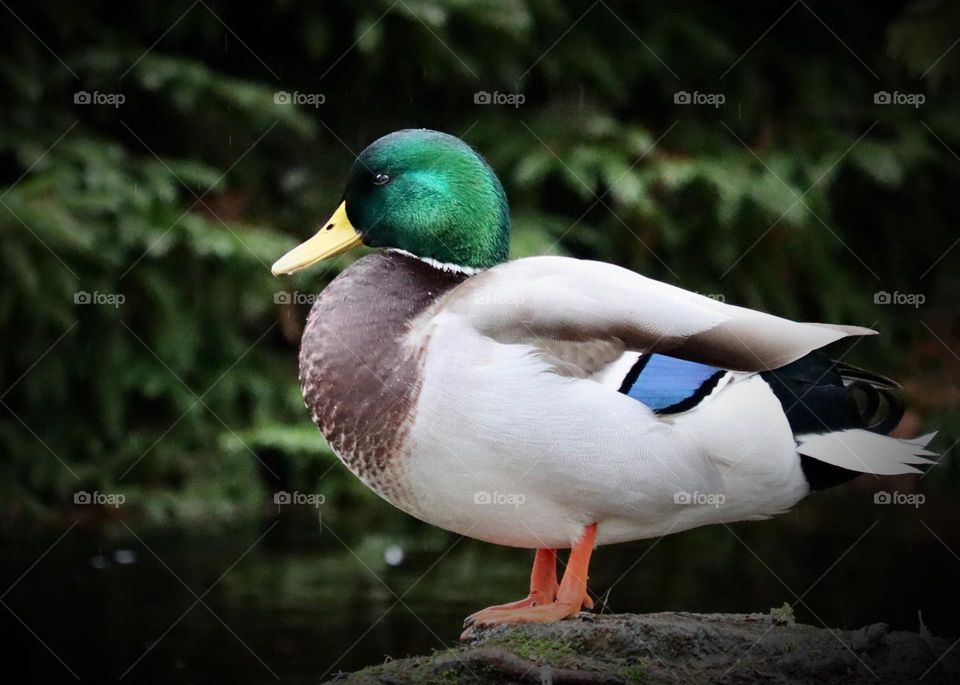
<box><xmin>0</xmin><ymin>1</ymin><xmax>958</xmax><ymax>682</ymax></box>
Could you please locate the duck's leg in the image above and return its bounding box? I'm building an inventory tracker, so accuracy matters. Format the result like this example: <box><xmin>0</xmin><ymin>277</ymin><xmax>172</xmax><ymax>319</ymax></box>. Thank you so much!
<box><xmin>463</xmin><ymin>548</ymin><xmax>559</xmax><ymax>625</ymax></box>
<box><xmin>461</xmin><ymin>523</ymin><xmax>597</xmax><ymax>639</ymax></box>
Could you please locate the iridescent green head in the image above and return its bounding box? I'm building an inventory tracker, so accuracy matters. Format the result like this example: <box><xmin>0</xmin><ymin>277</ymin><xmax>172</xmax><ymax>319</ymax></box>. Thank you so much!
<box><xmin>272</xmin><ymin>129</ymin><xmax>510</xmax><ymax>275</ymax></box>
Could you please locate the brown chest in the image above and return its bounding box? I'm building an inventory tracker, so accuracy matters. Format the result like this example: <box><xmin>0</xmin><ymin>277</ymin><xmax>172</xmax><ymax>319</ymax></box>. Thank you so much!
<box><xmin>298</xmin><ymin>251</ymin><xmax>466</xmax><ymax>504</ymax></box>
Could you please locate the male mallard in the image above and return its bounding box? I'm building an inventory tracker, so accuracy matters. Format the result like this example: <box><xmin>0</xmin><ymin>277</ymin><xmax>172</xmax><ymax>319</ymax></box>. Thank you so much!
<box><xmin>272</xmin><ymin>129</ymin><xmax>935</xmax><ymax>638</ymax></box>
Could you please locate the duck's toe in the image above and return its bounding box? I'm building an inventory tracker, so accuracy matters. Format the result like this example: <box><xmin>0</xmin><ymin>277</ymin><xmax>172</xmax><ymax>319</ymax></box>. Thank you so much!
<box><xmin>461</xmin><ymin>597</ymin><xmax>588</xmax><ymax>639</ymax></box>
<box><xmin>463</xmin><ymin>586</ymin><xmax>556</xmax><ymax>626</ymax></box>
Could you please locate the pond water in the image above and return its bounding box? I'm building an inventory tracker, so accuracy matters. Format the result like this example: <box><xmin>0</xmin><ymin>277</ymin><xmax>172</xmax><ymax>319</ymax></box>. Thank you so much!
<box><xmin>2</xmin><ymin>478</ymin><xmax>958</xmax><ymax>683</ymax></box>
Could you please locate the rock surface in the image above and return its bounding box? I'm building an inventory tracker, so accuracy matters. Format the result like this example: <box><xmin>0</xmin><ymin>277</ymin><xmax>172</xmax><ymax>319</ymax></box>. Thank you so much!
<box><xmin>323</xmin><ymin>610</ymin><xmax>960</xmax><ymax>684</ymax></box>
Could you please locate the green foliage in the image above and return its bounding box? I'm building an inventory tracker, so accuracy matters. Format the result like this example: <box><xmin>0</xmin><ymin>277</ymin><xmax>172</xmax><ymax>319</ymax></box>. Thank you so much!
<box><xmin>1</xmin><ymin>0</ymin><xmax>958</xmax><ymax>530</ymax></box>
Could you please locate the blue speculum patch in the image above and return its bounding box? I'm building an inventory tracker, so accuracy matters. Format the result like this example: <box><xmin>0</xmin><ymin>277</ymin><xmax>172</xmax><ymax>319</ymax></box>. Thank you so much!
<box><xmin>619</xmin><ymin>353</ymin><xmax>724</xmax><ymax>414</ymax></box>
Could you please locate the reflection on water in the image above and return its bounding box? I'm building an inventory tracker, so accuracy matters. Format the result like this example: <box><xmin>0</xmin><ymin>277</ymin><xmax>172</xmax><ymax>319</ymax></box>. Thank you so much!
<box><xmin>2</xmin><ymin>478</ymin><xmax>958</xmax><ymax>683</ymax></box>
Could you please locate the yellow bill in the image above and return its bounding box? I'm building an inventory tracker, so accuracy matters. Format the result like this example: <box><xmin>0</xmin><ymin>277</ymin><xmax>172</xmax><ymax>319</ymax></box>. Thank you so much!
<box><xmin>271</xmin><ymin>201</ymin><xmax>363</xmax><ymax>275</ymax></box>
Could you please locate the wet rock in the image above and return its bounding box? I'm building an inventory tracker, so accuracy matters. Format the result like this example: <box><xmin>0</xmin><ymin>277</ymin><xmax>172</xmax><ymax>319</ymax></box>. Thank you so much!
<box><xmin>324</xmin><ymin>611</ymin><xmax>960</xmax><ymax>684</ymax></box>
<box><xmin>851</xmin><ymin>622</ymin><xmax>889</xmax><ymax>652</ymax></box>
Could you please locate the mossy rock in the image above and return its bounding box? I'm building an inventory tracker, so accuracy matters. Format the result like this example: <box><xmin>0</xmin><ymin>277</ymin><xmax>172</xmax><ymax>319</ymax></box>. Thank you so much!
<box><xmin>324</xmin><ymin>611</ymin><xmax>960</xmax><ymax>684</ymax></box>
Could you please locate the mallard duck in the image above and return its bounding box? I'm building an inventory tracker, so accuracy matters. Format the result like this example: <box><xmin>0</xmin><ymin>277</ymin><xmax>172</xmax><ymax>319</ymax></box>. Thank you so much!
<box><xmin>272</xmin><ymin>129</ymin><xmax>935</xmax><ymax>638</ymax></box>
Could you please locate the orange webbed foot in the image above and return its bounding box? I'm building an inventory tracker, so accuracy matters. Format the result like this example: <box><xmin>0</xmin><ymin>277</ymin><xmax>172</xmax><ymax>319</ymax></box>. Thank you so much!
<box><xmin>463</xmin><ymin>587</ymin><xmax>555</xmax><ymax>624</ymax></box>
<box><xmin>462</xmin><ymin>548</ymin><xmax>558</xmax><ymax>637</ymax></box>
<box><xmin>461</xmin><ymin>524</ymin><xmax>597</xmax><ymax>640</ymax></box>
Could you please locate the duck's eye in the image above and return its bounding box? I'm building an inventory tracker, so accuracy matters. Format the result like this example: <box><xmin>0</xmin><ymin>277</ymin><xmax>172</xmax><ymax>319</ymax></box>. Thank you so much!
<box><xmin>373</xmin><ymin>173</ymin><xmax>390</xmax><ymax>186</ymax></box>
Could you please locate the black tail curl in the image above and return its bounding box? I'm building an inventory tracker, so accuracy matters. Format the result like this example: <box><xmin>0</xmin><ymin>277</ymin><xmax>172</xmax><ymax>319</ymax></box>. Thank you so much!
<box><xmin>761</xmin><ymin>353</ymin><xmax>907</xmax><ymax>490</ymax></box>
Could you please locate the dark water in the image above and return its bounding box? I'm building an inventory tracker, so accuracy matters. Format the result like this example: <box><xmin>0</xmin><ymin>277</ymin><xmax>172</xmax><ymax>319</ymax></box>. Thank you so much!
<box><xmin>2</xmin><ymin>479</ymin><xmax>958</xmax><ymax>683</ymax></box>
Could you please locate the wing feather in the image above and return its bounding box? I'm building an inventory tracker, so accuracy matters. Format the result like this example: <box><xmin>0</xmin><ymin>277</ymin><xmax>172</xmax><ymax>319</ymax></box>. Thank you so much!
<box><xmin>443</xmin><ymin>256</ymin><xmax>874</xmax><ymax>372</ymax></box>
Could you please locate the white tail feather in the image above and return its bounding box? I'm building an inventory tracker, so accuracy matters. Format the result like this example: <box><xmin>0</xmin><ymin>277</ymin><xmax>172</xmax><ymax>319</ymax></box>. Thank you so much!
<box><xmin>796</xmin><ymin>430</ymin><xmax>938</xmax><ymax>475</ymax></box>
